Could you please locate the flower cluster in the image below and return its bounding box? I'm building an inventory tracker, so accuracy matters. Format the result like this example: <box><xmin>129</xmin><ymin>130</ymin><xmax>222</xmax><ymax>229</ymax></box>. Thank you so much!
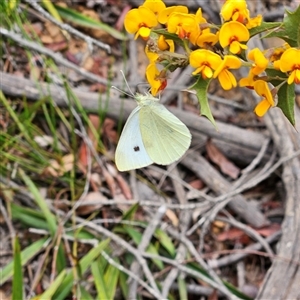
<box><xmin>124</xmin><ymin>0</ymin><xmax>300</xmax><ymax>122</ymax></box>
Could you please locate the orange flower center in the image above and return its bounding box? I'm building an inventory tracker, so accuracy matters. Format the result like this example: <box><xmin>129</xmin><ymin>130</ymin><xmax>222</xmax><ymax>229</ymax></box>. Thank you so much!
<box><xmin>229</xmin><ymin>36</ymin><xmax>238</xmax><ymax>43</ymax></box>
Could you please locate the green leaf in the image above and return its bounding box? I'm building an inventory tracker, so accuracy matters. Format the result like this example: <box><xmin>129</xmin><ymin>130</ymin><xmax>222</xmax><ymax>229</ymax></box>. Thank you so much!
<box><xmin>154</xmin><ymin>228</ymin><xmax>175</xmax><ymax>257</ymax></box>
<box><xmin>18</xmin><ymin>168</ymin><xmax>66</xmax><ymax>272</ymax></box>
<box><xmin>39</xmin><ymin>269</ymin><xmax>67</xmax><ymax>300</ymax></box>
<box><xmin>189</xmin><ymin>77</ymin><xmax>217</xmax><ymax>129</ymax></box>
<box><xmin>119</xmin><ymin>272</ymin><xmax>129</xmax><ymax>299</ymax></box>
<box><xmin>0</xmin><ymin>238</ymin><xmax>49</xmax><ymax>285</ymax></box>
<box><xmin>54</xmin><ymin>4</ymin><xmax>127</xmax><ymax>41</ymax></box>
<box><xmin>122</xmin><ymin>203</ymin><xmax>139</xmax><ymax>221</ymax></box>
<box><xmin>249</xmin><ymin>21</ymin><xmax>281</xmax><ymax>37</ymax></box>
<box><xmin>104</xmin><ymin>258</ymin><xmax>120</xmax><ymax>300</ymax></box>
<box><xmin>277</xmin><ymin>82</ymin><xmax>295</xmax><ymax>126</ymax></box>
<box><xmin>12</xmin><ymin>237</ymin><xmax>24</xmax><ymax>300</ymax></box>
<box><xmin>123</xmin><ymin>226</ymin><xmax>164</xmax><ymax>270</ymax></box>
<box><xmin>11</xmin><ymin>203</ymin><xmax>95</xmax><ymax>240</ymax></box>
<box><xmin>79</xmin><ymin>286</ymin><xmax>94</xmax><ymax>300</ymax></box>
<box><xmin>152</xmin><ymin>28</ymin><xmax>184</xmax><ymax>46</ymax></box>
<box><xmin>263</xmin><ymin>6</ymin><xmax>300</xmax><ymax>47</ymax></box>
<box><xmin>53</xmin><ymin>239</ymin><xmax>110</xmax><ymax>300</ymax></box>
<box><xmin>91</xmin><ymin>260</ymin><xmax>109</xmax><ymax>300</ymax></box>
<box><xmin>177</xmin><ymin>275</ymin><xmax>188</xmax><ymax>300</ymax></box>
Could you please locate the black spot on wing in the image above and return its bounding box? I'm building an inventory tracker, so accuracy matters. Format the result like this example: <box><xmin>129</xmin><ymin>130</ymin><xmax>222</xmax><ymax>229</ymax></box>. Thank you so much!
<box><xmin>134</xmin><ymin>146</ymin><xmax>140</xmax><ymax>152</ymax></box>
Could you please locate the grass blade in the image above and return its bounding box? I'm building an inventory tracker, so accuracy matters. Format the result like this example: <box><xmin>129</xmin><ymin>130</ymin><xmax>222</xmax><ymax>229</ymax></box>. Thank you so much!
<box><xmin>12</xmin><ymin>236</ymin><xmax>24</xmax><ymax>300</ymax></box>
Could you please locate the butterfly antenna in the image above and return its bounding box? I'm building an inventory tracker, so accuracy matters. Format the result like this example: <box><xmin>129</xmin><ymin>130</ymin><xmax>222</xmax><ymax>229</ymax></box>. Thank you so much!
<box><xmin>111</xmin><ymin>85</ymin><xmax>133</xmax><ymax>98</ymax></box>
<box><xmin>120</xmin><ymin>70</ymin><xmax>135</xmax><ymax>96</ymax></box>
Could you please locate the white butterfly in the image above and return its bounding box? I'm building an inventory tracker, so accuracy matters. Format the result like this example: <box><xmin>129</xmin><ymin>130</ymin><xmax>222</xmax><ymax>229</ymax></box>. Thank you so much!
<box><xmin>115</xmin><ymin>92</ymin><xmax>191</xmax><ymax>171</ymax></box>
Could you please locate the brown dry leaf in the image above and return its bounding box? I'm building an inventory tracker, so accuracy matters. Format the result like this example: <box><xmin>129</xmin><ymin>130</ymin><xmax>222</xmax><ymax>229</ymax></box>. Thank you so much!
<box><xmin>23</xmin><ymin>22</ymin><xmax>43</xmax><ymax>36</ymax></box>
<box><xmin>0</xmin><ymin>290</ymin><xmax>11</xmax><ymax>300</ymax></box>
<box><xmin>40</xmin><ymin>35</ymin><xmax>54</xmax><ymax>44</ymax></box>
<box><xmin>103</xmin><ymin>165</ymin><xmax>117</xmax><ymax>197</ymax></box>
<box><xmin>217</xmin><ymin>227</ymin><xmax>247</xmax><ymax>242</ymax></box>
<box><xmin>115</xmin><ymin>173</ymin><xmax>132</xmax><ymax>199</ymax></box>
<box><xmin>44</xmin><ymin>154</ymin><xmax>74</xmax><ymax>177</ymax></box>
<box><xmin>45</xmin><ymin>41</ymin><xmax>68</xmax><ymax>52</ymax></box>
<box><xmin>90</xmin><ymin>173</ymin><xmax>102</xmax><ymax>191</ymax></box>
<box><xmin>76</xmin><ymin>191</ymin><xmax>106</xmax><ymax>215</ymax></box>
<box><xmin>166</xmin><ymin>209</ymin><xmax>179</xmax><ymax>227</ymax></box>
<box><xmin>103</xmin><ymin>118</ymin><xmax>118</xmax><ymax>143</ymax></box>
<box><xmin>208</xmin><ymin>289</ymin><xmax>218</xmax><ymax>300</ymax></box>
<box><xmin>206</xmin><ymin>140</ymin><xmax>240</xmax><ymax>179</ymax></box>
<box><xmin>78</xmin><ymin>114</ymin><xmax>100</xmax><ymax>168</ymax></box>
<box><xmin>189</xmin><ymin>178</ymin><xmax>205</xmax><ymax>190</ymax></box>
<box><xmin>256</xmin><ymin>223</ymin><xmax>281</xmax><ymax>237</ymax></box>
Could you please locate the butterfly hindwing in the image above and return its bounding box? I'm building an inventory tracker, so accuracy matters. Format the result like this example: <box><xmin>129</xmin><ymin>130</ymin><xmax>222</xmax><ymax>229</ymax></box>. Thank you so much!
<box><xmin>115</xmin><ymin>107</ymin><xmax>153</xmax><ymax>171</ymax></box>
<box><xmin>139</xmin><ymin>102</ymin><xmax>191</xmax><ymax>165</ymax></box>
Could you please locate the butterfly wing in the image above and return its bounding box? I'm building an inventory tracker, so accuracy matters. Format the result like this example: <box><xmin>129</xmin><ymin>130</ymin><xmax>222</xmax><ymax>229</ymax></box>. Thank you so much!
<box><xmin>115</xmin><ymin>107</ymin><xmax>153</xmax><ymax>171</ymax></box>
<box><xmin>139</xmin><ymin>102</ymin><xmax>191</xmax><ymax>165</ymax></box>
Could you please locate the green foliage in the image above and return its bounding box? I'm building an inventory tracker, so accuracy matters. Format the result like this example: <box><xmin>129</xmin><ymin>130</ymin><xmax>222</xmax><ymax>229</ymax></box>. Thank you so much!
<box><xmin>0</xmin><ymin>238</ymin><xmax>49</xmax><ymax>285</ymax></box>
<box><xmin>277</xmin><ymin>82</ymin><xmax>296</xmax><ymax>126</ymax></box>
<box><xmin>264</xmin><ymin>5</ymin><xmax>300</xmax><ymax>47</ymax></box>
<box><xmin>54</xmin><ymin>4</ymin><xmax>127</xmax><ymax>40</ymax></box>
<box><xmin>189</xmin><ymin>77</ymin><xmax>217</xmax><ymax>129</ymax></box>
<box><xmin>12</xmin><ymin>237</ymin><xmax>24</xmax><ymax>300</ymax></box>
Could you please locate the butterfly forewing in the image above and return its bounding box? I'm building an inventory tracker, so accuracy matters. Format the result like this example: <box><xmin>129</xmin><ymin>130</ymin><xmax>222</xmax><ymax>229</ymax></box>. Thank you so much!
<box><xmin>139</xmin><ymin>102</ymin><xmax>191</xmax><ymax>165</ymax></box>
<box><xmin>115</xmin><ymin>107</ymin><xmax>153</xmax><ymax>171</ymax></box>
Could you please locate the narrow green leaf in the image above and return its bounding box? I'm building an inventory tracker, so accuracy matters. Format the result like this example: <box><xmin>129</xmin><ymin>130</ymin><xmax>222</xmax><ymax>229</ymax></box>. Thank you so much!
<box><xmin>0</xmin><ymin>91</ymin><xmax>32</xmax><ymax>142</ymax></box>
<box><xmin>154</xmin><ymin>228</ymin><xmax>175</xmax><ymax>257</ymax></box>
<box><xmin>53</xmin><ymin>239</ymin><xmax>110</xmax><ymax>300</ymax></box>
<box><xmin>12</xmin><ymin>237</ymin><xmax>24</xmax><ymax>300</ymax></box>
<box><xmin>79</xmin><ymin>285</ymin><xmax>94</xmax><ymax>300</ymax></box>
<box><xmin>122</xmin><ymin>203</ymin><xmax>139</xmax><ymax>221</ymax></box>
<box><xmin>18</xmin><ymin>169</ymin><xmax>66</xmax><ymax>271</ymax></box>
<box><xmin>177</xmin><ymin>274</ymin><xmax>187</xmax><ymax>300</ymax></box>
<box><xmin>18</xmin><ymin>169</ymin><xmax>57</xmax><ymax>235</ymax></box>
<box><xmin>187</xmin><ymin>262</ymin><xmax>252</xmax><ymax>300</ymax></box>
<box><xmin>104</xmin><ymin>258</ymin><xmax>120</xmax><ymax>300</ymax></box>
<box><xmin>277</xmin><ymin>82</ymin><xmax>296</xmax><ymax>126</ymax></box>
<box><xmin>123</xmin><ymin>226</ymin><xmax>164</xmax><ymax>270</ymax></box>
<box><xmin>0</xmin><ymin>238</ymin><xmax>49</xmax><ymax>285</ymax></box>
<box><xmin>42</xmin><ymin>0</ymin><xmax>63</xmax><ymax>22</ymax></box>
<box><xmin>11</xmin><ymin>203</ymin><xmax>95</xmax><ymax>240</ymax></box>
<box><xmin>189</xmin><ymin>77</ymin><xmax>217</xmax><ymax>129</ymax></box>
<box><xmin>249</xmin><ymin>21</ymin><xmax>281</xmax><ymax>37</ymax></box>
<box><xmin>119</xmin><ymin>271</ymin><xmax>129</xmax><ymax>299</ymax></box>
<box><xmin>40</xmin><ymin>269</ymin><xmax>67</xmax><ymax>300</ymax></box>
<box><xmin>91</xmin><ymin>260</ymin><xmax>109</xmax><ymax>300</ymax></box>
<box><xmin>54</xmin><ymin>4</ymin><xmax>127</xmax><ymax>41</ymax></box>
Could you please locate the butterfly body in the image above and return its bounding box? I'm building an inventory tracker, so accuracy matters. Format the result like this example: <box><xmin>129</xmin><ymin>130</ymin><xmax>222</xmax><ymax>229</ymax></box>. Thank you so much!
<box><xmin>115</xmin><ymin>93</ymin><xmax>191</xmax><ymax>171</ymax></box>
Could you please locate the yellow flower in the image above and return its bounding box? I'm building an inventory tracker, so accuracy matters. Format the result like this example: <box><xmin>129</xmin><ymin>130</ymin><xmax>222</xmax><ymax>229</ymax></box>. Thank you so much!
<box><xmin>248</xmin><ymin>48</ymin><xmax>269</xmax><ymax>75</ymax></box>
<box><xmin>189</xmin><ymin>49</ymin><xmax>222</xmax><ymax>79</ymax></box>
<box><xmin>239</xmin><ymin>71</ymin><xmax>256</xmax><ymax>89</ymax></box>
<box><xmin>267</xmin><ymin>43</ymin><xmax>290</xmax><ymax>65</ymax></box>
<box><xmin>146</xmin><ymin>63</ymin><xmax>167</xmax><ymax>95</ymax></box>
<box><xmin>195</xmin><ymin>7</ymin><xmax>207</xmax><ymax>24</ymax></box>
<box><xmin>196</xmin><ymin>29</ymin><xmax>219</xmax><ymax>48</ymax></box>
<box><xmin>124</xmin><ymin>6</ymin><xmax>158</xmax><ymax>39</ymax></box>
<box><xmin>142</xmin><ymin>0</ymin><xmax>166</xmax><ymax>16</ymax></box>
<box><xmin>246</xmin><ymin>15</ymin><xmax>262</xmax><ymax>29</ymax></box>
<box><xmin>157</xmin><ymin>35</ymin><xmax>174</xmax><ymax>52</ymax></box>
<box><xmin>278</xmin><ymin>48</ymin><xmax>300</xmax><ymax>84</ymax></box>
<box><xmin>158</xmin><ymin>6</ymin><xmax>188</xmax><ymax>24</ymax></box>
<box><xmin>213</xmin><ymin>55</ymin><xmax>241</xmax><ymax>90</ymax></box>
<box><xmin>220</xmin><ymin>0</ymin><xmax>249</xmax><ymax>23</ymax></box>
<box><xmin>187</xmin><ymin>8</ymin><xmax>208</xmax><ymax>45</ymax></box>
<box><xmin>145</xmin><ymin>45</ymin><xmax>159</xmax><ymax>63</ymax></box>
<box><xmin>219</xmin><ymin>21</ymin><xmax>249</xmax><ymax>54</ymax></box>
<box><xmin>253</xmin><ymin>80</ymin><xmax>275</xmax><ymax>116</ymax></box>
<box><xmin>167</xmin><ymin>12</ymin><xmax>200</xmax><ymax>41</ymax></box>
